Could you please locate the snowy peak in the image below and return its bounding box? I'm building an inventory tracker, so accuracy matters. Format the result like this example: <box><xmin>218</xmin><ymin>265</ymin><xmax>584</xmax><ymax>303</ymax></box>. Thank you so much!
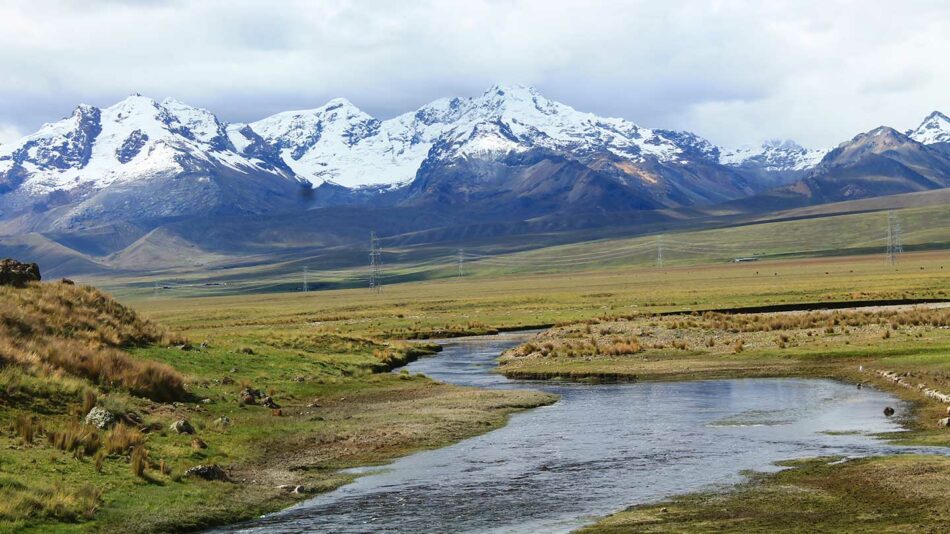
<box><xmin>0</xmin><ymin>94</ymin><xmax>296</xmax><ymax>197</ymax></box>
<box><xmin>907</xmin><ymin>110</ymin><xmax>950</xmax><ymax>145</ymax></box>
<box><xmin>720</xmin><ymin>139</ymin><xmax>826</xmax><ymax>172</ymax></box>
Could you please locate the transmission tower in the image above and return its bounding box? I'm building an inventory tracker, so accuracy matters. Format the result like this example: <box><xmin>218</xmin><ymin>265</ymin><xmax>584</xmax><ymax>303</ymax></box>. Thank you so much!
<box><xmin>656</xmin><ymin>235</ymin><xmax>664</xmax><ymax>268</ymax></box>
<box><xmin>885</xmin><ymin>211</ymin><xmax>903</xmax><ymax>265</ymax></box>
<box><xmin>457</xmin><ymin>249</ymin><xmax>465</xmax><ymax>278</ymax></box>
<box><xmin>369</xmin><ymin>231</ymin><xmax>382</xmax><ymax>293</ymax></box>
<box><xmin>302</xmin><ymin>266</ymin><xmax>309</xmax><ymax>292</ymax></box>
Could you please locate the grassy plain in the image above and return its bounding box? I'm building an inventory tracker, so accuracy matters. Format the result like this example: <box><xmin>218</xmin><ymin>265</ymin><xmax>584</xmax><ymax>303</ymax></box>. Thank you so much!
<box><xmin>1</xmin><ymin>201</ymin><xmax>948</xmax><ymax>532</ymax></box>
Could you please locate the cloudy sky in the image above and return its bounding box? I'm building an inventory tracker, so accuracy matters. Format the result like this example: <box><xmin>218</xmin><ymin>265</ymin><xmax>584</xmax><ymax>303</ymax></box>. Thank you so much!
<box><xmin>0</xmin><ymin>0</ymin><xmax>946</xmax><ymax>148</ymax></box>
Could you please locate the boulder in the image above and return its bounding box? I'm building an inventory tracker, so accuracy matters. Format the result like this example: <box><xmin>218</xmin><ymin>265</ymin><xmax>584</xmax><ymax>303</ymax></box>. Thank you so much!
<box><xmin>883</xmin><ymin>406</ymin><xmax>895</xmax><ymax>417</ymax></box>
<box><xmin>261</xmin><ymin>396</ymin><xmax>280</xmax><ymax>409</ymax></box>
<box><xmin>0</xmin><ymin>259</ymin><xmax>41</xmax><ymax>287</ymax></box>
<box><xmin>84</xmin><ymin>407</ymin><xmax>117</xmax><ymax>430</ymax></box>
<box><xmin>214</xmin><ymin>416</ymin><xmax>232</xmax><ymax>427</ymax></box>
<box><xmin>939</xmin><ymin>417</ymin><xmax>950</xmax><ymax>428</ymax></box>
<box><xmin>59</xmin><ymin>278</ymin><xmax>75</xmax><ymax>285</ymax></box>
<box><xmin>184</xmin><ymin>464</ymin><xmax>228</xmax><ymax>481</ymax></box>
<box><xmin>170</xmin><ymin>419</ymin><xmax>195</xmax><ymax>434</ymax></box>
<box><xmin>191</xmin><ymin>437</ymin><xmax>208</xmax><ymax>449</ymax></box>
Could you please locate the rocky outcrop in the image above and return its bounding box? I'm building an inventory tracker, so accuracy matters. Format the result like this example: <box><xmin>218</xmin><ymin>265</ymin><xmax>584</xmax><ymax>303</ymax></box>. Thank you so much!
<box><xmin>170</xmin><ymin>419</ymin><xmax>195</xmax><ymax>434</ymax></box>
<box><xmin>0</xmin><ymin>259</ymin><xmax>41</xmax><ymax>287</ymax></box>
<box><xmin>84</xmin><ymin>407</ymin><xmax>116</xmax><ymax>429</ymax></box>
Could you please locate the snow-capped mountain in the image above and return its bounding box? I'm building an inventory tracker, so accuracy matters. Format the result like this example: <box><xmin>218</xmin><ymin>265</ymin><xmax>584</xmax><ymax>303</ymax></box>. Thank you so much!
<box><xmin>907</xmin><ymin>111</ymin><xmax>950</xmax><ymax>146</ymax></box>
<box><xmin>240</xmin><ymin>84</ymin><xmax>725</xmax><ymax>189</ymax></box>
<box><xmin>0</xmin><ymin>94</ymin><xmax>290</xmax><ymax>196</ymax></box>
<box><xmin>720</xmin><ymin>139</ymin><xmax>826</xmax><ymax>173</ymax></box>
<box><xmin>0</xmin><ymin>94</ymin><xmax>305</xmax><ymax>229</ymax></box>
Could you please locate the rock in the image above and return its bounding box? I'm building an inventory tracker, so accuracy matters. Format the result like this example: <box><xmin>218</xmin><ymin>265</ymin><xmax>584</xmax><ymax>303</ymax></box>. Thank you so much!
<box><xmin>939</xmin><ymin>417</ymin><xmax>950</xmax><ymax>428</ymax></box>
<box><xmin>0</xmin><ymin>259</ymin><xmax>41</xmax><ymax>287</ymax></box>
<box><xmin>261</xmin><ymin>396</ymin><xmax>280</xmax><ymax>409</ymax></box>
<box><xmin>170</xmin><ymin>419</ymin><xmax>195</xmax><ymax>434</ymax></box>
<box><xmin>84</xmin><ymin>407</ymin><xmax>116</xmax><ymax>430</ymax></box>
<box><xmin>200</xmin><ymin>398</ymin><xmax>213</xmax><ymax>404</ymax></box>
<box><xmin>191</xmin><ymin>437</ymin><xmax>208</xmax><ymax>449</ymax></box>
<box><xmin>883</xmin><ymin>406</ymin><xmax>895</xmax><ymax>417</ymax></box>
<box><xmin>947</xmin><ymin>406</ymin><xmax>950</xmax><ymax>417</ymax></box>
<box><xmin>229</xmin><ymin>367</ymin><xmax>239</xmax><ymax>373</ymax></box>
<box><xmin>239</xmin><ymin>387</ymin><xmax>261</xmax><ymax>405</ymax></box>
<box><xmin>221</xmin><ymin>376</ymin><xmax>234</xmax><ymax>385</ymax></box>
<box><xmin>271</xmin><ymin>409</ymin><xmax>282</xmax><ymax>417</ymax></box>
<box><xmin>199</xmin><ymin>342</ymin><xmax>208</xmax><ymax>350</ymax></box>
<box><xmin>59</xmin><ymin>278</ymin><xmax>75</xmax><ymax>285</ymax></box>
<box><xmin>184</xmin><ymin>464</ymin><xmax>228</xmax><ymax>481</ymax></box>
<box><xmin>213</xmin><ymin>416</ymin><xmax>232</xmax><ymax>427</ymax></box>
<box><xmin>176</xmin><ymin>344</ymin><xmax>193</xmax><ymax>351</ymax></box>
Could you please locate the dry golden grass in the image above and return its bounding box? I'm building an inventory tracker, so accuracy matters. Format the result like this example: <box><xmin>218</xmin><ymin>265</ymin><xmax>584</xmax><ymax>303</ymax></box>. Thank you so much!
<box><xmin>0</xmin><ymin>282</ymin><xmax>187</xmax><ymax>401</ymax></box>
<box><xmin>0</xmin><ymin>480</ymin><xmax>101</xmax><ymax>523</ymax></box>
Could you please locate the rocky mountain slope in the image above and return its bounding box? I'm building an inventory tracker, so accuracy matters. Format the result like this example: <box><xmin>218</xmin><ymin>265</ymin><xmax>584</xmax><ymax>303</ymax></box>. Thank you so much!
<box><xmin>742</xmin><ymin>122</ymin><xmax>950</xmax><ymax>209</ymax></box>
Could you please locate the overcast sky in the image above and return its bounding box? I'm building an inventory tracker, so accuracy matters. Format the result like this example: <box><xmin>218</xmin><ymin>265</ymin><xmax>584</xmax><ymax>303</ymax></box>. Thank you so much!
<box><xmin>0</xmin><ymin>0</ymin><xmax>946</xmax><ymax>148</ymax></box>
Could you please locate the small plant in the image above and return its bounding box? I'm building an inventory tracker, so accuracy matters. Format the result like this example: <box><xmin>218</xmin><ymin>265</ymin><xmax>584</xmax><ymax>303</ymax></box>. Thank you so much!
<box><xmin>13</xmin><ymin>414</ymin><xmax>35</xmax><ymax>444</ymax></box>
<box><xmin>104</xmin><ymin>424</ymin><xmax>144</xmax><ymax>455</ymax></box>
<box><xmin>130</xmin><ymin>445</ymin><xmax>148</xmax><ymax>478</ymax></box>
<box><xmin>81</xmin><ymin>389</ymin><xmax>98</xmax><ymax>415</ymax></box>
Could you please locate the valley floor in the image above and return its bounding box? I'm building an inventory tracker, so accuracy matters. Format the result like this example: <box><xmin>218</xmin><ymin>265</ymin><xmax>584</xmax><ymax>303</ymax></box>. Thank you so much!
<box><xmin>2</xmin><ymin>250</ymin><xmax>948</xmax><ymax>531</ymax></box>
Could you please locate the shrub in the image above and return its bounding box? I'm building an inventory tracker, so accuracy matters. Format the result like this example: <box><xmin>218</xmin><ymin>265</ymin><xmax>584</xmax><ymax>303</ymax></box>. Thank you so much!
<box><xmin>104</xmin><ymin>424</ymin><xmax>145</xmax><ymax>456</ymax></box>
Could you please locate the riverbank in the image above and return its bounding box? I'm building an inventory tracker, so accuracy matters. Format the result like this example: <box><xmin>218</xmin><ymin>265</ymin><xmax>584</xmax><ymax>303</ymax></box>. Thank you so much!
<box><xmin>499</xmin><ymin>305</ymin><xmax>950</xmax><ymax>531</ymax></box>
<box><xmin>500</xmin><ymin>305</ymin><xmax>950</xmax><ymax>442</ymax></box>
<box><xmin>582</xmin><ymin>455</ymin><xmax>950</xmax><ymax>533</ymax></box>
<box><xmin>0</xmin><ymin>284</ymin><xmax>556</xmax><ymax>533</ymax></box>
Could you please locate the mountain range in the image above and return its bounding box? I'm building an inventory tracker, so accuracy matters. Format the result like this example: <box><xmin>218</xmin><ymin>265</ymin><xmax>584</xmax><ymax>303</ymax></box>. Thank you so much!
<box><xmin>0</xmin><ymin>85</ymin><xmax>947</xmax><ymax>275</ymax></box>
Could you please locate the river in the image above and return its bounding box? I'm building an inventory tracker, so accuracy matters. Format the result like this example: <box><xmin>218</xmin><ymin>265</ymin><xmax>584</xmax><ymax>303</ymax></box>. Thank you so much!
<box><xmin>218</xmin><ymin>330</ymin><xmax>925</xmax><ymax>533</ymax></box>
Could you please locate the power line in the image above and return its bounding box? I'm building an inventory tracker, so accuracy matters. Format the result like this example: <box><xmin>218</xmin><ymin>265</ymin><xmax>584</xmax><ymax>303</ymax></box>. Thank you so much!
<box><xmin>886</xmin><ymin>211</ymin><xmax>902</xmax><ymax>265</ymax></box>
<box><xmin>656</xmin><ymin>235</ymin><xmax>664</xmax><ymax>268</ymax></box>
<box><xmin>302</xmin><ymin>266</ymin><xmax>309</xmax><ymax>292</ymax></box>
<box><xmin>457</xmin><ymin>248</ymin><xmax>464</xmax><ymax>278</ymax></box>
<box><xmin>369</xmin><ymin>231</ymin><xmax>382</xmax><ymax>293</ymax></box>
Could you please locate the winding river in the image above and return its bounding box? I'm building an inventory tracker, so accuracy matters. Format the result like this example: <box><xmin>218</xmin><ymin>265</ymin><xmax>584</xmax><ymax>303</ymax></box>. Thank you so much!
<box><xmin>220</xmin><ymin>331</ymin><xmax>926</xmax><ymax>533</ymax></box>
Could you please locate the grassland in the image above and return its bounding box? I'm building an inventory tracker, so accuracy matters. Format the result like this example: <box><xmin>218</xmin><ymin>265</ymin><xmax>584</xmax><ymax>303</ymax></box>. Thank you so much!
<box><xmin>2</xmin><ymin>201</ymin><xmax>948</xmax><ymax>532</ymax></box>
<box><xmin>0</xmin><ymin>283</ymin><xmax>555</xmax><ymax>532</ymax></box>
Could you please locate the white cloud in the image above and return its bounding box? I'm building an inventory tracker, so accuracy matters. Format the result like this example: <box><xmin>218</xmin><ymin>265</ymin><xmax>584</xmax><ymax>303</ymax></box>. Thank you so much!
<box><xmin>0</xmin><ymin>124</ymin><xmax>23</xmax><ymax>145</ymax></box>
<box><xmin>0</xmin><ymin>0</ymin><xmax>946</xmax><ymax>148</ymax></box>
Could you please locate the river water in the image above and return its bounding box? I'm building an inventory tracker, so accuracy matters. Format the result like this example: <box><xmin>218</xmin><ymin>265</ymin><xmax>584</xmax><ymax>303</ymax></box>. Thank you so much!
<box><xmin>219</xmin><ymin>331</ymin><xmax>926</xmax><ymax>533</ymax></box>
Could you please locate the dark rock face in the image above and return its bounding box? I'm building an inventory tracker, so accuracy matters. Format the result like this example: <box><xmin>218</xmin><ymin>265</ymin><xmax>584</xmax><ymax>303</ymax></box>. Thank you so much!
<box><xmin>0</xmin><ymin>259</ymin><xmax>41</xmax><ymax>286</ymax></box>
<box><xmin>116</xmin><ymin>129</ymin><xmax>149</xmax><ymax>163</ymax></box>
